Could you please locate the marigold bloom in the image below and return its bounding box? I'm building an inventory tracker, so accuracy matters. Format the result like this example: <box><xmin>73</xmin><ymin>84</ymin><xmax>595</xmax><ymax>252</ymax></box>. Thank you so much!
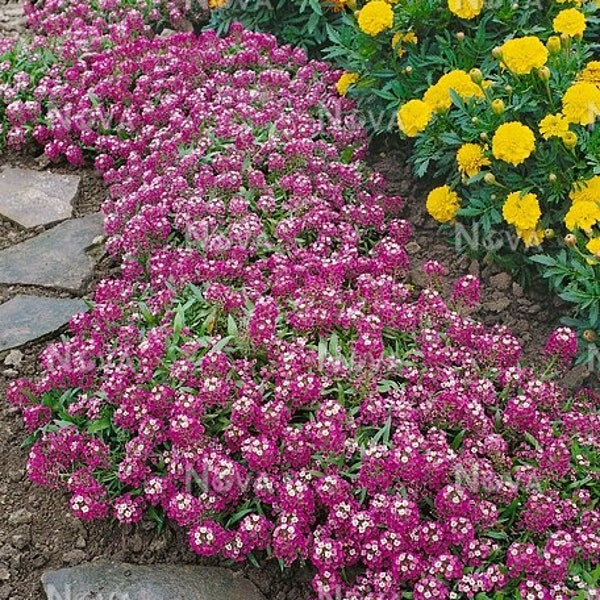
<box><xmin>357</xmin><ymin>1</ymin><xmax>394</xmax><ymax>36</ymax></box>
<box><xmin>503</xmin><ymin>191</ymin><xmax>541</xmax><ymax>231</ymax></box>
<box><xmin>423</xmin><ymin>70</ymin><xmax>484</xmax><ymax>111</ymax></box>
<box><xmin>448</xmin><ymin>0</ymin><xmax>483</xmax><ymax>19</ymax></box>
<box><xmin>538</xmin><ymin>113</ymin><xmax>569</xmax><ymax>140</ymax></box>
<box><xmin>492</xmin><ymin>122</ymin><xmax>536</xmax><ymax>166</ymax></box>
<box><xmin>397</xmin><ymin>99</ymin><xmax>432</xmax><ymax>137</ymax></box>
<box><xmin>336</xmin><ymin>72</ymin><xmax>359</xmax><ymax>96</ymax></box>
<box><xmin>499</xmin><ymin>36</ymin><xmax>548</xmax><ymax>75</ymax></box>
<box><xmin>562</xmin><ymin>81</ymin><xmax>600</xmax><ymax>125</ymax></box>
<box><xmin>426</xmin><ymin>185</ymin><xmax>461</xmax><ymax>222</ymax></box>
<box><xmin>564</xmin><ymin>201</ymin><xmax>600</xmax><ymax>231</ymax></box>
<box><xmin>586</xmin><ymin>238</ymin><xmax>600</xmax><ymax>262</ymax></box>
<box><xmin>580</xmin><ymin>61</ymin><xmax>600</xmax><ymax>84</ymax></box>
<box><xmin>553</xmin><ymin>8</ymin><xmax>586</xmax><ymax>38</ymax></box>
<box><xmin>569</xmin><ymin>176</ymin><xmax>600</xmax><ymax>204</ymax></box>
<box><xmin>456</xmin><ymin>143</ymin><xmax>490</xmax><ymax>177</ymax></box>
<box><xmin>516</xmin><ymin>227</ymin><xmax>545</xmax><ymax>248</ymax></box>
<box><xmin>391</xmin><ymin>30</ymin><xmax>417</xmax><ymax>56</ymax></box>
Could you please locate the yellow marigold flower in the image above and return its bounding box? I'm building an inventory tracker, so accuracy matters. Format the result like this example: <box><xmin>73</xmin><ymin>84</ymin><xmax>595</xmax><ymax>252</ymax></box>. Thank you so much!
<box><xmin>423</xmin><ymin>70</ymin><xmax>484</xmax><ymax>112</ymax></box>
<box><xmin>553</xmin><ymin>8</ymin><xmax>586</xmax><ymax>38</ymax></box>
<box><xmin>208</xmin><ymin>0</ymin><xmax>228</xmax><ymax>7</ymax></box>
<box><xmin>517</xmin><ymin>227</ymin><xmax>545</xmax><ymax>248</ymax></box>
<box><xmin>357</xmin><ymin>1</ymin><xmax>394</xmax><ymax>36</ymax></box>
<box><xmin>456</xmin><ymin>143</ymin><xmax>490</xmax><ymax>177</ymax></box>
<box><xmin>336</xmin><ymin>72</ymin><xmax>359</xmax><ymax>96</ymax></box>
<box><xmin>539</xmin><ymin>113</ymin><xmax>569</xmax><ymax>140</ymax></box>
<box><xmin>426</xmin><ymin>185</ymin><xmax>461</xmax><ymax>223</ymax></box>
<box><xmin>580</xmin><ymin>61</ymin><xmax>600</xmax><ymax>84</ymax></box>
<box><xmin>448</xmin><ymin>0</ymin><xmax>483</xmax><ymax>19</ymax></box>
<box><xmin>562</xmin><ymin>81</ymin><xmax>600</xmax><ymax>125</ymax></box>
<box><xmin>492</xmin><ymin>122</ymin><xmax>536</xmax><ymax>166</ymax></box>
<box><xmin>498</xmin><ymin>36</ymin><xmax>549</xmax><ymax>75</ymax></box>
<box><xmin>397</xmin><ymin>99</ymin><xmax>432</xmax><ymax>137</ymax></box>
<box><xmin>564</xmin><ymin>201</ymin><xmax>600</xmax><ymax>231</ymax></box>
<box><xmin>391</xmin><ymin>30</ymin><xmax>417</xmax><ymax>56</ymax></box>
<box><xmin>586</xmin><ymin>238</ymin><xmax>600</xmax><ymax>263</ymax></box>
<box><xmin>503</xmin><ymin>191</ymin><xmax>541</xmax><ymax>231</ymax></box>
<box><xmin>570</xmin><ymin>176</ymin><xmax>600</xmax><ymax>204</ymax></box>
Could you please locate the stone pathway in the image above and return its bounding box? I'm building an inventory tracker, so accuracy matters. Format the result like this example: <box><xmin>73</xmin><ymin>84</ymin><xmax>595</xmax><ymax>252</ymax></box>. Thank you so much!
<box><xmin>0</xmin><ymin>167</ymin><xmax>102</xmax><ymax>353</ymax></box>
<box><xmin>42</xmin><ymin>563</ymin><xmax>266</xmax><ymax>600</ymax></box>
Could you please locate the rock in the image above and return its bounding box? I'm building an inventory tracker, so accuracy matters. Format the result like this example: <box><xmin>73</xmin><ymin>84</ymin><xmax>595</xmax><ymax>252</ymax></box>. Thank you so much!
<box><xmin>61</xmin><ymin>550</ymin><xmax>87</xmax><ymax>566</ymax></box>
<box><xmin>8</xmin><ymin>509</ymin><xmax>32</xmax><ymax>526</ymax></box>
<box><xmin>0</xmin><ymin>166</ymin><xmax>79</xmax><ymax>229</ymax></box>
<box><xmin>468</xmin><ymin>260</ymin><xmax>480</xmax><ymax>276</ymax></box>
<box><xmin>75</xmin><ymin>536</ymin><xmax>86</xmax><ymax>550</ymax></box>
<box><xmin>0</xmin><ymin>213</ymin><xmax>104</xmax><ymax>292</ymax></box>
<box><xmin>405</xmin><ymin>241</ymin><xmax>421</xmax><ymax>255</ymax></box>
<box><xmin>7</xmin><ymin>469</ymin><xmax>23</xmax><ymax>483</ymax></box>
<box><xmin>0</xmin><ymin>567</ymin><xmax>8</xmax><ymax>581</ymax></box>
<box><xmin>42</xmin><ymin>563</ymin><xmax>266</xmax><ymax>600</ymax></box>
<box><xmin>0</xmin><ymin>585</ymin><xmax>11</xmax><ymax>600</ymax></box>
<box><xmin>0</xmin><ymin>295</ymin><xmax>88</xmax><ymax>352</ymax></box>
<box><xmin>483</xmin><ymin>297</ymin><xmax>512</xmax><ymax>313</ymax></box>
<box><xmin>3</xmin><ymin>349</ymin><xmax>23</xmax><ymax>367</ymax></box>
<box><xmin>10</xmin><ymin>535</ymin><xmax>29</xmax><ymax>551</ymax></box>
<box><xmin>489</xmin><ymin>272</ymin><xmax>512</xmax><ymax>291</ymax></box>
<box><xmin>1</xmin><ymin>369</ymin><xmax>18</xmax><ymax>378</ymax></box>
<box><xmin>512</xmin><ymin>282</ymin><xmax>524</xmax><ymax>298</ymax></box>
<box><xmin>561</xmin><ymin>364</ymin><xmax>590</xmax><ymax>390</ymax></box>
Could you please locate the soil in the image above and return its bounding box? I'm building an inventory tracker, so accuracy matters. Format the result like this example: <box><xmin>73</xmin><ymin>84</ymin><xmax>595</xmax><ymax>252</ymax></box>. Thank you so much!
<box><xmin>0</xmin><ymin>7</ymin><xmax>596</xmax><ymax>600</ymax></box>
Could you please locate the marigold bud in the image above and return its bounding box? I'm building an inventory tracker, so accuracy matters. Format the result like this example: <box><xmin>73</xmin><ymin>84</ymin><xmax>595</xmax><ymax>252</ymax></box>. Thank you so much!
<box><xmin>492</xmin><ymin>47</ymin><xmax>503</xmax><ymax>59</ymax></box>
<box><xmin>564</xmin><ymin>234</ymin><xmax>577</xmax><ymax>247</ymax></box>
<box><xmin>404</xmin><ymin>65</ymin><xmax>413</xmax><ymax>74</ymax></box>
<box><xmin>456</xmin><ymin>31</ymin><xmax>465</xmax><ymax>41</ymax></box>
<box><xmin>563</xmin><ymin>131</ymin><xmax>577</xmax><ymax>149</ymax></box>
<box><xmin>471</xmin><ymin>116</ymin><xmax>479</xmax><ymax>124</ymax></box>
<box><xmin>548</xmin><ymin>173</ymin><xmax>557</xmax><ymax>183</ymax></box>
<box><xmin>479</xmin><ymin>132</ymin><xmax>488</xmax><ymax>141</ymax></box>
<box><xmin>469</xmin><ymin>68</ymin><xmax>483</xmax><ymax>84</ymax></box>
<box><xmin>491</xmin><ymin>99</ymin><xmax>505</xmax><ymax>115</ymax></box>
<box><xmin>537</xmin><ymin>66</ymin><xmax>551</xmax><ymax>81</ymax></box>
<box><xmin>544</xmin><ymin>228</ymin><xmax>555</xmax><ymax>239</ymax></box>
<box><xmin>504</xmin><ymin>85</ymin><xmax>512</xmax><ymax>93</ymax></box>
<box><xmin>583</xmin><ymin>329</ymin><xmax>597</xmax><ymax>343</ymax></box>
<box><xmin>484</xmin><ymin>173</ymin><xmax>496</xmax><ymax>184</ymax></box>
<box><xmin>547</xmin><ymin>36</ymin><xmax>561</xmax><ymax>54</ymax></box>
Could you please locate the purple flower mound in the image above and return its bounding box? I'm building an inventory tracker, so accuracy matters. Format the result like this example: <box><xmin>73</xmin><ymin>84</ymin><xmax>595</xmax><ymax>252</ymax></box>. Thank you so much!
<box><xmin>4</xmin><ymin>2</ymin><xmax>600</xmax><ymax>599</ymax></box>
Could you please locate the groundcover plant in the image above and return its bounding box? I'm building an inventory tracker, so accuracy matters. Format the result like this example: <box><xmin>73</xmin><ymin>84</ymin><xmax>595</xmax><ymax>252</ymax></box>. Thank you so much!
<box><xmin>1</xmin><ymin>2</ymin><xmax>600</xmax><ymax>599</ymax></box>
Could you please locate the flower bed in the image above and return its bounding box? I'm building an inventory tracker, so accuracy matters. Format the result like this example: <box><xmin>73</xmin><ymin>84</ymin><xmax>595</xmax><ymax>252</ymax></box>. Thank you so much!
<box><xmin>2</xmin><ymin>2</ymin><xmax>600</xmax><ymax>599</ymax></box>
<box><xmin>215</xmin><ymin>0</ymin><xmax>600</xmax><ymax>359</ymax></box>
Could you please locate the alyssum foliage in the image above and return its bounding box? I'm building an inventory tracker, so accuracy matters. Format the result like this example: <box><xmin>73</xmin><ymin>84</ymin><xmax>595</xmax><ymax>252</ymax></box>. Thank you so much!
<box><xmin>1</xmin><ymin>2</ymin><xmax>599</xmax><ymax>600</ymax></box>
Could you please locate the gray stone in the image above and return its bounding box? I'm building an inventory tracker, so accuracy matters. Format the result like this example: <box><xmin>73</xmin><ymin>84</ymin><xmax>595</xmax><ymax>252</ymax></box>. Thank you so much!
<box><xmin>0</xmin><ymin>167</ymin><xmax>79</xmax><ymax>229</ymax></box>
<box><xmin>0</xmin><ymin>295</ymin><xmax>88</xmax><ymax>352</ymax></box>
<box><xmin>7</xmin><ymin>509</ymin><xmax>32</xmax><ymax>526</ymax></box>
<box><xmin>3</xmin><ymin>349</ymin><xmax>23</xmax><ymax>367</ymax></box>
<box><xmin>42</xmin><ymin>562</ymin><xmax>266</xmax><ymax>600</ymax></box>
<box><xmin>0</xmin><ymin>214</ymin><xmax>103</xmax><ymax>292</ymax></box>
<box><xmin>0</xmin><ymin>567</ymin><xmax>8</xmax><ymax>582</ymax></box>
